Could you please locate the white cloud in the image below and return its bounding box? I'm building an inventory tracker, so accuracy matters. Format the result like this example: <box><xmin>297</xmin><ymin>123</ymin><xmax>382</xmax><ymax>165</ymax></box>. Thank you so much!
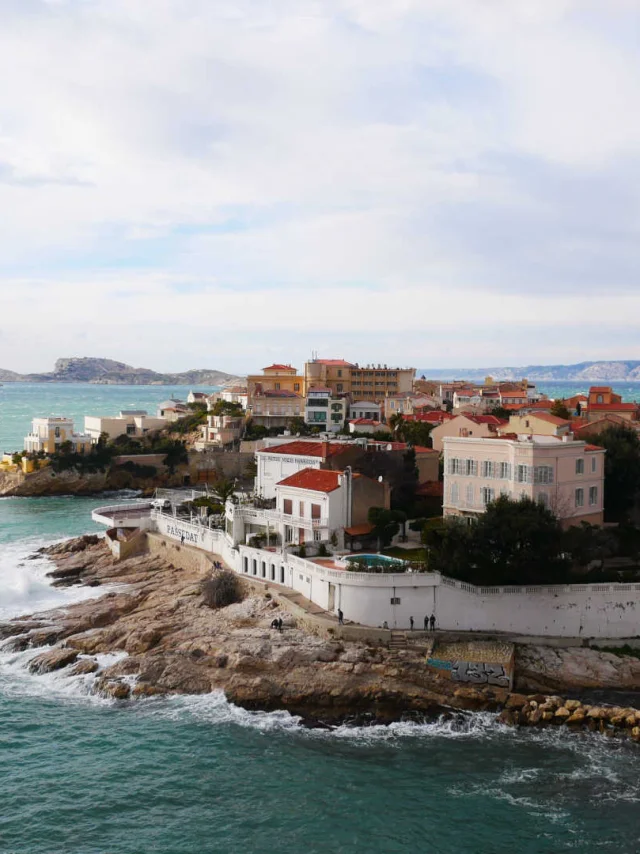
<box><xmin>0</xmin><ymin>0</ymin><xmax>639</xmax><ymax>372</ymax></box>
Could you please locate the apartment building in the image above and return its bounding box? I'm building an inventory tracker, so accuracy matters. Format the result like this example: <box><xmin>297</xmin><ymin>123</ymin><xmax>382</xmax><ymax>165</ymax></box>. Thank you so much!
<box><xmin>248</xmin><ymin>389</ymin><xmax>304</xmax><ymax>429</ymax></box>
<box><xmin>248</xmin><ymin>364</ymin><xmax>304</xmax><ymax>401</ymax></box>
<box><xmin>304</xmin><ymin>387</ymin><xmax>347</xmax><ymax>433</ymax></box>
<box><xmin>84</xmin><ymin>411</ymin><xmax>166</xmax><ymax>442</ymax></box>
<box><xmin>430</xmin><ymin>414</ymin><xmax>506</xmax><ymax>453</ymax></box>
<box><xmin>304</xmin><ymin>358</ymin><xmax>415</xmax><ymax>401</ymax></box>
<box><xmin>442</xmin><ymin>435</ymin><xmax>605</xmax><ymax>526</ymax></box>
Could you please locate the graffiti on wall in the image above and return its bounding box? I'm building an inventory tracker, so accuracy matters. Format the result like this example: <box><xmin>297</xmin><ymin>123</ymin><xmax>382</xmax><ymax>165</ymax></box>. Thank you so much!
<box><xmin>451</xmin><ymin>661</ymin><xmax>509</xmax><ymax>687</ymax></box>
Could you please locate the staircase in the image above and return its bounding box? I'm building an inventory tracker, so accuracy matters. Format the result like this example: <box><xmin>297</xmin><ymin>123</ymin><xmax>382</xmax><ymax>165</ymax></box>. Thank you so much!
<box><xmin>388</xmin><ymin>631</ymin><xmax>407</xmax><ymax>655</ymax></box>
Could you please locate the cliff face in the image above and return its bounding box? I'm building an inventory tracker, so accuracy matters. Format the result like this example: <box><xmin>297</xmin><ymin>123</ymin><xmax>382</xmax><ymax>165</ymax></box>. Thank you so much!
<box><xmin>0</xmin><ymin>464</ymin><xmax>187</xmax><ymax>496</ymax></box>
<box><xmin>419</xmin><ymin>360</ymin><xmax>640</xmax><ymax>382</ymax></box>
<box><xmin>0</xmin><ymin>357</ymin><xmax>239</xmax><ymax>386</ymax></box>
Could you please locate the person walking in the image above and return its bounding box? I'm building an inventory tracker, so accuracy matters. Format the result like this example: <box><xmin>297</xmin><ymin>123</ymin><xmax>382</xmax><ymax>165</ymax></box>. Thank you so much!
<box><xmin>409</xmin><ymin>616</ymin><xmax>414</xmax><ymax>631</ymax></box>
<box><xmin>429</xmin><ymin>613</ymin><xmax>436</xmax><ymax>631</ymax></box>
<box><xmin>424</xmin><ymin>615</ymin><xmax>429</xmax><ymax>631</ymax></box>
<box><xmin>338</xmin><ymin>608</ymin><xmax>344</xmax><ymax>625</ymax></box>
<box><xmin>180</xmin><ymin>533</ymin><xmax>185</xmax><ymax>545</ymax></box>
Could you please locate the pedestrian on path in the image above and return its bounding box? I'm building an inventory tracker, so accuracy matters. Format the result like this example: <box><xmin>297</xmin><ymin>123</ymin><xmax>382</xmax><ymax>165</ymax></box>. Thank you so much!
<box><xmin>338</xmin><ymin>609</ymin><xmax>344</xmax><ymax>625</ymax></box>
<box><xmin>410</xmin><ymin>616</ymin><xmax>414</xmax><ymax>631</ymax></box>
<box><xmin>180</xmin><ymin>534</ymin><xmax>185</xmax><ymax>545</ymax></box>
<box><xmin>429</xmin><ymin>614</ymin><xmax>436</xmax><ymax>631</ymax></box>
<box><xmin>278</xmin><ymin>617</ymin><xmax>283</xmax><ymax>632</ymax></box>
<box><xmin>424</xmin><ymin>615</ymin><xmax>429</xmax><ymax>631</ymax></box>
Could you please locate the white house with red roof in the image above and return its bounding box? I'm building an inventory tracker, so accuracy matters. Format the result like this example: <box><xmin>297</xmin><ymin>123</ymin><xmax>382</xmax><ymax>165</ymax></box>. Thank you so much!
<box><xmin>255</xmin><ymin>440</ymin><xmax>361</xmax><ymax>499</ymax></box>
<box><xmin>429</xmin><ymin>414</ymin><xmax>507</xmax><ymax>453</ymax></box>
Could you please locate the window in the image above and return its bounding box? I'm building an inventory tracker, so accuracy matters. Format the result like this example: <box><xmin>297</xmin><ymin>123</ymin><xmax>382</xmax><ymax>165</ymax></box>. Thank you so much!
<box><xmin>311</xmin><ymin>503</ymin><xmax>321</xmax><ymax>519</ymax></box>
<box><xmin>534</xmin><ymin>466</ymin><xmax>554</xmax><ymax>484</ymax></box>
<box><xmin>589</xmin><ymin>486</ymin><xmax>598</xmax><ymax>506</ymax></box>
<box><xmin>575</xmin><ymin>488</ymin><xmax>584</xmax><ymax>508</ymax></box>
<box><xmin>480</xmin><ymin>487</ymin><xmax>495</xmax><ymax>506</ymax></box>
<box><xmin>283</xmin><ymin>499</ymin><xmax>292</xmax><ymax>515</ymax></box>
<box><xmin>252</xmin><ymin>560</ymin><xmax>257</xmax><ymax>575</ymax></box>
<box><xmin>464</xmin><ymin>459</ymin><xmax>477</xmax><ymax>476</ymax></box>
<box><xmin>516</xmin><ymin>465</ymin><xmax>531</xmax><ymax>483</ymax></box>
<box><xmin>481</xmin><ymin>461</ymin><xmax>494</xmax><ymax>478</ymax></box>
<box><xmin>337</xmin><ymin>384</ymin><xmax>343</xmax><ymax>393</ymax></box>
<box><xmin>54</xmin><ymin>426</ymin><xmax>60</xmax><ymax>438</ymax></box>
<box><xmin>466</xmin><ymin>483</ymin><xmax>474</xmax><ymax>505</ymax></box>
<box><xmin>450</xmin><ymin>483</ymin><xmax>459</xmax><ymax>504</ymax></box>
<box><xmin>274</xmin><ymin>382</ymin><xmax>280</xmax><ymax>390</ymax></box>
<box><xmin>313</xmin><ymin>530</ymin><xmax>322</xmax><ymax>542</ymax></box>
<box><xmin>126</xmin><ymin>424</ymin><xmax>136</xmax><ymax>435</ymax></box>
<box><xmin>449</xmin><ymin>458</ymin><xmax>462</xmax><ymax>475</ymax></box>
<box><xmin>294</xmin><ymin>383</ymin><xmax>300</xmax><ymax>392</ymax></box>
<box><xmin>575</xmin><ymin>458</ymin><xmax>584</xmax><ymax>475</ymax></box>
<box><xmin>538</xmin><ymin>492</ymin><xmax>549</xmax><ymax>508</ymax></box>
<box><xmin>337</xmin><ymin>370</ymin><xmax>342</xmax><ymax>378</ymax></box>
<box><xmin>299</xmin><ymin>502</ymin><xmax>304</xmax><ymax>517</ymax></box>
<box><xmin>285</xmin><ymin>526</ymin><xmax>294</xmax><ymax>543</ymax></box>
<box><xmin>390</xmin><ymin>597</ymin><xmax>401</xmax><ymax>605</ymax></box>
<box><xmin>499</xmin><ymin>461</ymin><xmax>511</xmax><ymax>480</ymax></box>
<box><xmin>597</xmin><ymin>394</ymin><xmax>603</xmax><ymax>403</ymax></box>
<box><xmin>591</xmin><ymin>456</ymin><xmax>597</xmax><ymax>473</ymax></box>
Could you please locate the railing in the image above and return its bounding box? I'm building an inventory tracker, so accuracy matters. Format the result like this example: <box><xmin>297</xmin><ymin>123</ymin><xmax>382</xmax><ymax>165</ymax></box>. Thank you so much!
<box><xmin>232</xmin><ymin>506</ymin><xmax>324</xmax><ymax>528</ymax></box>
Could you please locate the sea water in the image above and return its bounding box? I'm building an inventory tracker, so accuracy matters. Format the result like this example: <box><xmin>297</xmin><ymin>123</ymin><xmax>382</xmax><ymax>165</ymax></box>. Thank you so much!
<box><xmin>1</xmin><ymin>388</ymin><xmax>640</xmax><ymax>853</ymax></box>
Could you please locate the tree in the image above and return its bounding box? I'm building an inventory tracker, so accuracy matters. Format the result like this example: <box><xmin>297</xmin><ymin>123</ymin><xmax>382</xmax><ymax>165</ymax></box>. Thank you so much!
<box><xmin>200</xmin><ymin>570</ymin><xmax>244</xmax><ymax>608</ymax></box>
<box><xmin>402</xmin><ymin>420</ymin><xmax>433</xmax><ymax>448</ymax></box>
<box><xmin>424</xmin><ymin>496</ymin><xmax>570</xmax><ymax>585</ymax></box>
<box><xmin>287</xmin><ymin>416</ymin><xmax>310</xmax><ymax>435</ymax></box>
<box><xmin>368</xmin><ymin>507</ymin><xmax>402</xmax><ymax>550</ymax></box>
<box><xmin>388</xmin><ymin>412</ymin><xmax>405</xmax><ymax>439</ymax></box>
<box><xmin>550</xmin><ymin>399</ymin><xmax>571</xmax><ymax>420</ymax></box>
<box><xmin>213</xmin><ymin>477</ymin><xmax>236</xmax><ymax>505</ymax></box>
<box><xmin>488</xmin><ymin>405</ymin><xmax>511</xmax><ymax>420</ymax></box>
<box><xmin>211</xmin><ymin>400</ymin><xmax>244</xmax><ymax>417</ymax></box>
<box><xmin>589</xmin><ymin>425</ymin><xmax>640</xmax><ymax>521</ymax></box>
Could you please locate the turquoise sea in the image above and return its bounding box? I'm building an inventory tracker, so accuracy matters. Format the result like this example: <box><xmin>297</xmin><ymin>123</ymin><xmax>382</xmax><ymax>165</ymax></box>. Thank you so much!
<box><xmin>1</xmin><ymin>387</ymin><xmax>640</xmax><ymax>853</ymax></box>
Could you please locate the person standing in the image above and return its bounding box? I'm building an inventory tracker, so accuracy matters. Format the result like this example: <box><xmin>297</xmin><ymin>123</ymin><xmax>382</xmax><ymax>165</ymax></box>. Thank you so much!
<box><xmin>338</xmin><ymin>608</ymin><xmax>344</xmax><ymax>625</ymax></box>
<box><xmin>409</xmin><ymin>616</ymin><xmax>414</xmax><ymax>631</ymax></box>
<box><xmin>429</xmin><ymin>613</ymin><xmax>436</xmax><ymax>631</ymax></box>
<box><xmin>424</xmin><ymin>615</ymin><xmax>429</xmax><ymax>631</ymax></box>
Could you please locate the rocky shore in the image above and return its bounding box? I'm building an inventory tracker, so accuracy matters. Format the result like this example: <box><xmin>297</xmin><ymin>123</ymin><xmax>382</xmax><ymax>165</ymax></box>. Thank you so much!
<box><xmin>2</xmin><ymin>535</ymin><xmax>640</xmax><ymax>738</ymax></box>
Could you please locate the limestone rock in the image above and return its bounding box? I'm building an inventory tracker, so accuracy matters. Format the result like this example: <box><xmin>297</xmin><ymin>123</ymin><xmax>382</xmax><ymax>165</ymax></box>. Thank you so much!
<box><xmin>70</xmin><ymin>658</ymin><xmax>99</xmax><ymax>675</ymax></box>
<box><xmin>28</xmin><ymin>648</ymin><xmax>78</xmax><ymax>674</ymax></box>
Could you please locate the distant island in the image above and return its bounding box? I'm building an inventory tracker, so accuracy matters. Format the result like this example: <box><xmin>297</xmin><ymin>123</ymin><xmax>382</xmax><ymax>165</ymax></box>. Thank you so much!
<box><xmin>0</xmin><ymin>357</ymin><xmax>240</xmax><ymax>386</ymax></box>
<box><xmin>418</xmin><ymin>360</ymin><xmax>640</xmax><ymax>382</ymax></box>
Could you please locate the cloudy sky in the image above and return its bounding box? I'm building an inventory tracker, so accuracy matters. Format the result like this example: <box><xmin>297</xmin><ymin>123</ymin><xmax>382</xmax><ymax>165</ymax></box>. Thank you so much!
<box><xmin>1</xmin><ymin>0</ymin><xmax>639</xmax><ymax>374</ymax></box>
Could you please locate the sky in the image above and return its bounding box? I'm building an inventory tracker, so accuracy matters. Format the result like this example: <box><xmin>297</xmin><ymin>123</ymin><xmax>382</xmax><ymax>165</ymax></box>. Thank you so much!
<box><xmin>1</xmin><ymin>0</ymin><xmax>640</xmax><ymax>375</ymax></box>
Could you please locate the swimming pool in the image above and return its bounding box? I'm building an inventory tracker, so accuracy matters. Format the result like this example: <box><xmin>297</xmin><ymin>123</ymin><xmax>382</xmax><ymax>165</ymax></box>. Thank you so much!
<box><xmin>342</xmin><ymin>553</ymin><xmax>407</xmax><ymax>568</ymax></box>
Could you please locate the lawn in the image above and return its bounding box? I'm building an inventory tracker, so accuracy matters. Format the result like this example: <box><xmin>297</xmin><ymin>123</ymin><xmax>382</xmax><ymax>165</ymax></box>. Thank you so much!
<box><xmin>382</xmin><ymin>547</ymin><xmax>426</xmax><ymax>561</ymax></box>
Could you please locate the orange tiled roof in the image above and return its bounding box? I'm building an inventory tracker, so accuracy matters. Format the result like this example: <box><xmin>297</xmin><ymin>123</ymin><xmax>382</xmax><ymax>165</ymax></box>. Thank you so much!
<box><xmin>524</xmin><ymin>412</ymin><xmax>570</xmax><ymax>426</ymax></box>
<box><xmin>262</xmin><ymin>363</ymin><xmax>296</xmax><ymax>371</ymax></box>
<box><xmin>277</xmin><ymin>468</ymin><xmax>342</xmax><ymax>492</ymax></box>
<box><xmin>585</xmin><ymin>444</ymin><xmax>605</xmax><ymax>452</ymax></box>
<box><xmin>344</xmin><ymin>523</ymin><xmax>375</xmax><ymax>536</ymax></box>
<box><xmin>589</xmin><ymin>402</ymin><xmax>638</xmax><ymax>412</ymax></box>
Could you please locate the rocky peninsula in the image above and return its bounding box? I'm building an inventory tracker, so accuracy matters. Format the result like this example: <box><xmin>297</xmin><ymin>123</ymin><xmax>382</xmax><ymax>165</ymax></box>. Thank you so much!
<box><xmin>2</xmin><ymin>535</ymin><xmax>640</xmax><ymax>738</ymax></box>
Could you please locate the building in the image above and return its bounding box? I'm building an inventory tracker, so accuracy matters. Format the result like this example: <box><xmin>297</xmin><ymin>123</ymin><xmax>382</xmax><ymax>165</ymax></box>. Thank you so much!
<box><xmin>503</xmin><ymin>412</ymin><xmax>571</xmax><ymax>439</ymax></box>
<box><xmin>187</xmin><ymin>391</ymin><xmax>209</xmax><ymax>405</ymax></box>
<box><xmin>84</xmin><ymin>411</ymin><xmax>166</xmax><ymax>442</ymax></box>
<box><xmin>349</xmin><ymin>401</ymin><xmax>382</xmax><ymax>421</ymax></box>
<box><xmin>443</xmin><ymin>435</ymin><xmax>605</xmax><ymax>527</ymax></box>
<box><xmin>430</xmin><ymin>414</ymin><xmax>506</xmax><ymax>453</ymax></box>
<box><xmin>304</xmin><ymin>388</ymin><xmax>347</xmax><ymax>433</ymax></box>
<box><xmin>248</xmin><ymin>389</ymin><xmax>304</xmax><ymax>429</ymax></box>
<box><xmin>304</xmin><ymin>358</ymin><xmax>415</xmax><ymax>401</ymax></box>
<box><xmin>23</xmin><ymin>417</ymin><xmax>93</xmax><ymax>454</ymax></box>
<box><xmin>348</xmin><ymin>419</ymin><xmax>389</xmax><ymax>435</ymax></box>
<box><xmin>156</xmin><ymin>399</ymin><xmax>188</xmax><ymax>421</ymax></box>
<box><xmin>198</xmin><ymin>414</ymin><xmax>244</xmax><ymax>450</ymax></box>
<box><xmin>255</xmin><ymin>440</ymin><xmax>362</xmax><ymax>499</ymax></box>
<box><xmin>247</xmin><ymin>364</ymin><xmax>304</xmax><ymax>402</ymax></box>
<box><xmin>585</xmin><ymin>386</ymin><xmax>639</xmax><ymax>422</ymax></box>
<box><xmin>219</xmin><ymin>385</ymin><xmax>248</xmax><ymax>409</ymax></box>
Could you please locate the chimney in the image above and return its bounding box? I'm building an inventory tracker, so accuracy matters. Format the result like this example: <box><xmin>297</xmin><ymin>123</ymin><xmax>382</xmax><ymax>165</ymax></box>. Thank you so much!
<box><xmin>322</xmin><ymin>440</ymin><xmax>330</xmax><ymax>459</ymax></box>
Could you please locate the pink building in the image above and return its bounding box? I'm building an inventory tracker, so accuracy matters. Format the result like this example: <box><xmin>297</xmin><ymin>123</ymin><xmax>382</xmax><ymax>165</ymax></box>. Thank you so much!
<box><xmin>443</xmin><ymin>435</ymin><xmax>605</xmax><ymax>527</ymax></box>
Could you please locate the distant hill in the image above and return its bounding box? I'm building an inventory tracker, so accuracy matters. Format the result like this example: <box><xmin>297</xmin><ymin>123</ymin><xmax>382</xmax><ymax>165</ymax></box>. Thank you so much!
<box><xmin>417</xmin><ymin>360</ymin><xmax>640</xmax><ymax>383</ymax></box>
<box><xmin>0</xmin><ymin>357</ymin><xmax>239</xmax><ymax>386</ymax></box>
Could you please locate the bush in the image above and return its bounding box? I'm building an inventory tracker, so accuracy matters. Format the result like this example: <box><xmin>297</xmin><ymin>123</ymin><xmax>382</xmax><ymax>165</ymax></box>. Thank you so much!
<box><xmin>200</xmin><ymin>570</ymin><xmax>244</xmax><ymax>609</ymax></box>
<box><xmin>317</xmin><ymin>543</ymin><xmax>329</xmax><ymax>557</ymax></box>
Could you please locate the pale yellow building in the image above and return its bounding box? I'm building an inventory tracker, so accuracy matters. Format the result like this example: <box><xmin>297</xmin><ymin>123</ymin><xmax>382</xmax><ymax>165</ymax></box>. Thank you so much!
<box><xmin>23</xmin><ymin>417</ymin><xmax>92</xmax><ymax>454</ymax></box>
<box><xmin>304</xmin><ymin>358</ymin><xmax>415</xmax><ymax>401</ymax></box>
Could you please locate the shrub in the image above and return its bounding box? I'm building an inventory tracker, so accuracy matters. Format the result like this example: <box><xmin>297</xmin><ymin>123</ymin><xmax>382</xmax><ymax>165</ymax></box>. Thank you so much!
<box><xmin>200</xmin><ymin>570</ymin><xmax>244</xmax><ymax>609</ymax></box>
<box><xmin>317</xmin><ymin>543</ymin><xmax>329</xmax><ymax>557</ymax></box>
<box><xmin>298</xmin><ymin>544</ymin><xmax>307</xmax><ymax>558</ymax></box>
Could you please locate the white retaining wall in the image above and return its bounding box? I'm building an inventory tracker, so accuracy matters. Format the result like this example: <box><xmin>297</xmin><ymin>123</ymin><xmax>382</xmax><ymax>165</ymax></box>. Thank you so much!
<box><xmin>152</xmin><ymin>512</ymin><xmax>640</xmax><ymax>638</ymax></box>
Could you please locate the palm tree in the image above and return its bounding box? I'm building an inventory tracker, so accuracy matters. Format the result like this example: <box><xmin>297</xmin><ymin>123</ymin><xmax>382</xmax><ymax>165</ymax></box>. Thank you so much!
<box><xmin>213</xmin><ymin>477</ymin><xmax>236</xmax><ymax>506</ymax></box>
<box><xmin>389</xmin><ymin>412</ymin><xmax>405</xmax><ymax>440</ymax></box>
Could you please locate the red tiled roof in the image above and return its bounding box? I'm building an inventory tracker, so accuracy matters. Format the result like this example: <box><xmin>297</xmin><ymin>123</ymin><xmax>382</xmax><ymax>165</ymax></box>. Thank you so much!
<box><xmin>369</xmin><ymin>441</ymin><xmax>437</xmax><ymax>454</ymax></box>
<box><xmin>344</xmin><ymin>523</ymin><xmax>375</xmax><ymax>536</ymax></box>
<box><xmin>466</xmin><ymin>415</ymin><xmax>506</xmax><ymax>425</ymax></box>
<box><xmin>416</xmin><ymin>480</ymin><xmax>444</xmax><ymax>497</ymax></box>
<box><xmin>585</xmin><ymin>444</ymin><xmax>605</xmax><ymax>452</ymax></box>
<box><xmin>308</xmin><ymin>386</ymin><xmax>331</xmax><ymax>393</ymax></box>
<box><xmin>257</xmin><ymin>441</ymin><xmax>352</xmax><ymax>458</ymax></box>
<box><xmin>588</xmin><ymin>402</ymin><xmax>638</xmax><ymax>412</ymax></box>
<box><xmin>350</xmin><ymin>418</ymin><xmax>383</xmax><ymax>425</ymax></box>
<box><xmin>589</xmin><ymin>386</ymin><xmax>613</xmax><ymax>393</ymax></box>
<box><xmin>262</xmin><ymin>364</ymin><xmax>297</xmax><ymax>371</ymax></box>
<box><xmin>260</xmin><ymin>389</ymin><xmax>301</xmax><ymax>398</ymax></box>
<box><xmin>277</xmin><ymin>468</ymin><xmax>342</xmax><ymax>492</ymax></box>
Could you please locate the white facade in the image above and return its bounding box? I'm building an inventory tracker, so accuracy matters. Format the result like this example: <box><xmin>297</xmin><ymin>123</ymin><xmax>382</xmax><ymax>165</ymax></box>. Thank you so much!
<box><xmin>443</xmin><ymin>435</ymin><xmax>605</xmax><ymax>525</ymax></box>
<box><xmin>256</xmin><ymin>449</ymin><xmax>323</xmax><ymax>499</ymax></box>
<box><xmin>144</xmin><ymin>510</ymin><xmax>640</xmax><ymax>637</ymax></box>
<box><xmin>84</xmin><ymin>412</ymin><xmax>166</xmax><ymax>442</ymax></box>
<box><xmin>350</xmin><ymin>401</ymin><xmax>382</xmax><ymax>421</ymax></box>
<box><xmin>305</xmin><ymin>389</ymin><xmax>347</xmax><ymax>432</ymax></box>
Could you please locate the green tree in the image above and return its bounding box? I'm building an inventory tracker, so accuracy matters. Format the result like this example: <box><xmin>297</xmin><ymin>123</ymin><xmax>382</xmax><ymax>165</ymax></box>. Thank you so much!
<box><xmin>388</xmin><ymin>412</ymin><xmax>405</xmax><ymax>439</ymax></box>
<box><xmin>487</xmin><ymin>405</ymin><xmax>511</xmax><ymax>420</ymax></box>
<box><xmin>211</xmin><ymin>400</ymin><xmax>244</xmax><ymax>417</ymax></box>
<box><xmin>550</xmin><ymin>399</ymin><xmax>571</xmax><ymax>420</ymax></box>
<box><xmin>425</xmin><ymin>496</ymin><xmax>570</xmax><ymax>585</ymax></box>
<box><xmin>401</xmin><ymin>420</ymin><xmax>433</xmax><ymax>448</ymax></box>
<box><xmin>589</xmin><ymin>424</ymin><xmax>640</xmax><ymax>521</ymax></box>
<box><xmin>213</xmin><ymin>477</ymin><xmax>236</xmax><ymax>505</ymax></box>
<box><xmin>368</xmin><ymin>507</ymin><xmax>402</xmax><ymax>550</ymax></box>
<box><xmin>287</xmin><ymin>416</ymin><xmax>310</xmax><ymax>436</ymax></box>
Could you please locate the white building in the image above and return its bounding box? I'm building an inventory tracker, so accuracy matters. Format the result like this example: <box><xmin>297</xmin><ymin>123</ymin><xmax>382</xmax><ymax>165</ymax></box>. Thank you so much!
<box><xmin>255</xmin><ymin>439</ymin><xmax>359</xmax><ymax>499</ymax></box>
<box><xmin>198</xmin><ymin>414</ymin><xmax>244</xmax><ymax>449</ymax></box>
<box><xmin>304</xmin><ymin>387</ymin><xmax>347</xmax><ymax>433</ymax></box>
<box><xmin>350</xmin><ymin>401</ymin><xmax>382</xmax><ymax>421</ymax></box>
<box><xmin>443</xmin><ymin>434</ymin><xmax>605</xmax><ymax>526</ymax></box>
<box><xmin>84</xmin><ymin>411</ymin><xmax>167</xmax><ymax>442</ymax></box>
<box><xmin>348</xmin><ymin>419</ymin><xmax>389</xmax><ymax>435</ymax></box>
<box><xmin>24</xmin><ymin>417</ymin><xmax>93</xmax><ymax>454</ymax></box>
<box><xmin>220</xmin><ymin>385</ymin><xmax>248</xmax><ymax>409</ymax></box>
<box><xmin>156</xmin><ymin>399</ymin><xmax>188</xmax><ymax>421</ymax></box>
